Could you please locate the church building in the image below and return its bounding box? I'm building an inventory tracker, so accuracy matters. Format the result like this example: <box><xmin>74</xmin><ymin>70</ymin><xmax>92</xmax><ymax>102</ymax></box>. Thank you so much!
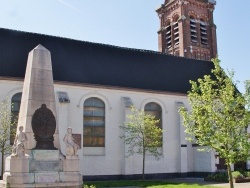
<box><xmin>0</xmin><ymin>0</ymin><xmax>227</xmax><ymax>180</ymax></box>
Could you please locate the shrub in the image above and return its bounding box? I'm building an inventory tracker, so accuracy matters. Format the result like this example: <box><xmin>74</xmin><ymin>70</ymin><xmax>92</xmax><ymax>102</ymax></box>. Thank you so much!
<box><xmin>215</xmin><ymin>172</ymin><xmax>228</xmax><ymax>180</ymax></box>
<box><xmin>205</xmin><ymin>172</ymin><xmax>228</xmax><ymax>182</ymax></box>
<box><xmin>232</xmin><ymin>171</ymin><xmax>243</xmax><ymax>179</ymax></box>
<box><xmin>244</xmin><ymin>171</ymin><xmax>250</xmax><ymax>177</ymax></box>
<box><xmin>83</xmin><ymin>185</ymin><xmax>96</xmax><ymax>188</ymax></box>
<box><xmin>207</xmin><ymin>174</ymin><xmax>214</xmax><ymax>179</ymax></box>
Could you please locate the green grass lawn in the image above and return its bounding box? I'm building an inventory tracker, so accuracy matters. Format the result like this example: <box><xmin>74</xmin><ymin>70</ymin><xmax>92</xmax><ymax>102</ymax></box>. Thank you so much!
<box><xmin>84</xmin><ymin>180</ymin><xmax>219</xmax><ymax>188</ymax></box>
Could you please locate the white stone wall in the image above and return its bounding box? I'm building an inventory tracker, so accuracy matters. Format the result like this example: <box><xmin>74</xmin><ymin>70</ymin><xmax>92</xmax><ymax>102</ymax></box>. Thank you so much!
<box><xmin>193</xmin><ymin>147</ymin><xmax>216</xmax><ymax>172</ymax></box>
<box><xmin>0</xmin><ymin>79</ymin><xmax>215</xmax><ymax>176</ymax></box>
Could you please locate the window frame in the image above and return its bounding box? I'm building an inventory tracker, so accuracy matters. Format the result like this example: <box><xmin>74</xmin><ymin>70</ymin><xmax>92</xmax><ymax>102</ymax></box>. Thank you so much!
<box><xmin>144</xmin><ymin>102</ymin><xmax>163</xmax><ymax>147</ymax></box>
<box><xmin>144</xmin><ymin>102</ymin><xmax>162</xmax><ymax>129</ymax></box>
<box><xmin>10</xmin><ymin>92</ymin><xmax>22</xmax><ymax>145</ymax></box>
<box><xmin>83</xmin><ymin>97</ymin><xmax>105</xmax><ymax>147</ymax></box>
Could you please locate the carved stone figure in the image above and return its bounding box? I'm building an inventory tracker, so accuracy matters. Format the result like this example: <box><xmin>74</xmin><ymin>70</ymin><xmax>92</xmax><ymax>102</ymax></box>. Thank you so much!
<box><xmin>32</xmin><ymin>104</ymin><xmax>57</xmax><ymax>149</ymax></box>
<box><xmin>63</xmin><ymin>127</ymin><xmax>79</xmax><ymax>157</ymax></box>
<box><xmin>12</xmin><ymin>126</ymin><xmax>28</xmax><ymax>157</ymax></box>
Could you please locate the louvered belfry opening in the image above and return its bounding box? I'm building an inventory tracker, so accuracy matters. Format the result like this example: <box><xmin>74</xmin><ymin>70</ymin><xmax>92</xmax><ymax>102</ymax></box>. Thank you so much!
<box><xmin>173</xmin><ymin>16</ymin><xmax>180</xmax><ymax>47</ymax></box>
<box><xmin>190</xmin><ymin>16</ymin><xmax>198</xmax><ymax>44</ymax></box>
<box><xmin>165</xmin><ymin>21</ymin><xmax>172</xmax><ymax>50</ymax></box>
<box><xmin>200</xmin><ymin>19</ymin><xmax>208</xmax><ymax>45</ymax></box>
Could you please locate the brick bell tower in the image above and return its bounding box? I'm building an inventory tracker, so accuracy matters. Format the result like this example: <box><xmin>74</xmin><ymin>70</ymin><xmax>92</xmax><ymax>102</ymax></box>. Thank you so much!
<box><xmin>156</xmin><ymin>0</ymin><xmax>217</xmax><ymax>60</ymax></box>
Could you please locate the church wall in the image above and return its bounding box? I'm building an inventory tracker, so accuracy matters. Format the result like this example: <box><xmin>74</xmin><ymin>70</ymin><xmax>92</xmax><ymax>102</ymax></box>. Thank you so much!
<box><xmin>0</xmin><ymin>79</ymin><xmax>216</xmax><ymax>178</ymax></box>
<box><xmin>193</xmin><ymin>147</ymin><xmax>216</xmax><ymax>172</ymax></box>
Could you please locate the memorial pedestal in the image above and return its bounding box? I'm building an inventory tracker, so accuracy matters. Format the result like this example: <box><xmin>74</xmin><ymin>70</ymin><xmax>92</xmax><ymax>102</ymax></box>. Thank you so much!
<box><xmin>1</xmin><ymin>150</ymin><xmax>82</xmax><ymax>188</ymax></box>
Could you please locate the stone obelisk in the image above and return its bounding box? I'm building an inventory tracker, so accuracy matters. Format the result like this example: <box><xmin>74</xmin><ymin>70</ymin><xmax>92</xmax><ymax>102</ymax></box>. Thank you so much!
<box><xmin>0</xmin><ymin>45</ymin><xmax>82</xmax><ymax>188</ymax></box>
<box><xmin>17</xmin><ymin>44</ymin><xmax>60</xmax><ymax>152</ymax></box>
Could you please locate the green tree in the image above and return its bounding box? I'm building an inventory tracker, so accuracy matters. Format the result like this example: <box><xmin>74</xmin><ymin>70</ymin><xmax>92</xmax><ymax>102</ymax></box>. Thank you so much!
<box><xmin>0</xmin><ymin>98</ymin><xmax>16</xmax><ymax>178</ymax></box>
<box><xmin>179</xmin><ymin>58</ymin><xmax>250</xmax><ymax>188</ymax></box>
<box><xmin>120</xmin><ymin>106</ymin><xmax>163</xmax><ymax>180</ymax></box>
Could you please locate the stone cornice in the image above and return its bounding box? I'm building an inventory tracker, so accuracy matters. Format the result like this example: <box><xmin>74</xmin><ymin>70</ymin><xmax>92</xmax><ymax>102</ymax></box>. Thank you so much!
<box><xmin>156</xmin><ymin>0</ymin><xmax>180</xmax><ymax>15</ymax></box>
<box><xmin>156</xmin><ymin>0</ymin><xmax>215</xmax><ymax>14</ymax></box>
<box><xmin>187</xmin><ymin>0</ymin><xmax>215</xmax><ymax>10</ymax></box>
<box><xmin>0</xmin><ymin>76</ymin><xmax>188</xmax><ymax>97</ymax></box>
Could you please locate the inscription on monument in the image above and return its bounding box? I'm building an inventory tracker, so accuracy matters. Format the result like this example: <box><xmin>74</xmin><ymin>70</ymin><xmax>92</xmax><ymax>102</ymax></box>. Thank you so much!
<box><xmin>37</xmin><ymin>175</ymin><xmax>57</xmax><ymax>183</ymax></box>
<box><xmin>30</xmin><ymin>161</ymin><xmax>63</xmax><ymax>172</ymax></box>
<box><xmin>32</xmin><ymin>150</ymin><xmax>59</xmax><ymax>161</ymax></box>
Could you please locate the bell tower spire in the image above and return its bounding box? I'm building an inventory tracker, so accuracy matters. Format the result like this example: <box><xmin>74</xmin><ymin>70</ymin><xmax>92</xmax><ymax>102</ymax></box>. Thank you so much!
<box><xmin>156</xmin><ymin>0</ymin><xmax>217</xmax><ymax>60</ymax></box>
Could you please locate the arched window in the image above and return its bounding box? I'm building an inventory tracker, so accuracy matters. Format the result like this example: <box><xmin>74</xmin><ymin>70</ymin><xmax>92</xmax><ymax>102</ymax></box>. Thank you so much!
<box><xmin>83</xmin><ymin>97</ymin><xmax>105</xmax><ymax>147</ymax></box>
<box><xmin>200</xmin><ymin>18</ymin><xmax>208</xmax><ymax>45</ymax></box>
<box><xmin>173</xmin><ymin>15</ymin><xmax>180</xmax><ymax>46</ymax></box>
<box><xmin>144</xmin><ymin>102</ymin><xmax>162</xmax><ymax>129</ymax></box>
<box><xmin>190</xmin><ymin>16</ymin><xmax>198</xmax><ymax>43</ymax></box>
<box><xmin>11</xmin><ymin>92</ymin><xmax>22</xmax><ymax>145</ymax></box>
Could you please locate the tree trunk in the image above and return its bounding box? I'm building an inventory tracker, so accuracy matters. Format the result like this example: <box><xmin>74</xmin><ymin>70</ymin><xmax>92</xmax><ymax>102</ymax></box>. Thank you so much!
<box><xmin>227</xmin><ymin>164</ymin><xmax>234</xmax><ymax>188</ymax></box>
<box><xmin>142</xmin><ymin>148</ymin><xmax>145</xmax><ymax>180</ymax></box>
<box><xmin>1</xmin><ymin>147</ymin><xmax>4</xmax><ymax>179</ymax></box>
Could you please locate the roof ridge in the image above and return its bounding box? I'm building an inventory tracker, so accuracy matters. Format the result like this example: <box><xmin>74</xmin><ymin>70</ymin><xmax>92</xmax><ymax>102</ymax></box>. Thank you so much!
<box><xmin>0</xmin><ymin>27</ymin><xmax>210</xmax><ymax>62</ymax></box>
<box><xmin>0</xmin><ymin>27</ymin><xmax>161</xmax><ymax>54</ymax></box>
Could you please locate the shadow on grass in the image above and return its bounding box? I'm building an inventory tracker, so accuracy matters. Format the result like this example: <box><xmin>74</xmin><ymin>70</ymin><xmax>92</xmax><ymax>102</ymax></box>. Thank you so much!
<box><xmin>84</xmin><ymin>180</ymin><xmax>218</xmax><ymax>188</ymax></box>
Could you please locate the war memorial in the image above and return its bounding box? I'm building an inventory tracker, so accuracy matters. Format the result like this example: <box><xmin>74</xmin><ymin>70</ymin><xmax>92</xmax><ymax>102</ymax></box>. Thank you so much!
<box><xmin>0</xmin><ymin>45</ymin><xmax>82</xmax><ymax>187</ymax></box>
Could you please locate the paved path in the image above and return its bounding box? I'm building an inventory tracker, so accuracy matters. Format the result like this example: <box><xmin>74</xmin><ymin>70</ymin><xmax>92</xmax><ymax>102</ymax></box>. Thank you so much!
<box><xmin>168</xmin><ymin>178</ymin><xmax>250</xmax><ymax>188</ymax></box>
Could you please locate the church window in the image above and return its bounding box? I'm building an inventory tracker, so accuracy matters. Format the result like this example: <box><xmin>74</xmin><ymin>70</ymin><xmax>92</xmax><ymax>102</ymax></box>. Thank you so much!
<box><xmin>11</xmin><ymin>92</ymin><xmax>22</xmax><ymax>145</ymax></box>
<box><xmin>144</xmin><ymin>102</ymin><xmax>162</xmax><ymax>146</ymax></box>
<box><xmin>190</xmin><ymin>16</ymin><xmax>198</xmax><ymax>43</ymax></box>
<box><xmin>144</xmin><ymin>102</ymin><xmax>162</xmax><ymax>129</ymax></box>
<box><xmin>83</xmin><ymin>97</ymin><xmax>105</xmax><ymax>147</ymax></box>
<box><xmin>200</xmin><ymin>18</ymin><xmax>208</xmax><ymax>45</ymax></box>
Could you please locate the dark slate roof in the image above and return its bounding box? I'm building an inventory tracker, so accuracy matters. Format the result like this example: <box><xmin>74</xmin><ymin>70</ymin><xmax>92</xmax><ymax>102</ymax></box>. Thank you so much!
<box><xmin>0</xmin><ymin>28</ymin><xmax>214</xmax><ymax>94</ymax></box>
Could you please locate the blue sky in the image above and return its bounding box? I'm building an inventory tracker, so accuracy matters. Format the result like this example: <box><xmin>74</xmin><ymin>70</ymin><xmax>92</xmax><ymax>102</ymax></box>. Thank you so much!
<box><xmin>0</xmin><ymin>0</ymin><xmax>249</xmax><ymax>92</ymax></box>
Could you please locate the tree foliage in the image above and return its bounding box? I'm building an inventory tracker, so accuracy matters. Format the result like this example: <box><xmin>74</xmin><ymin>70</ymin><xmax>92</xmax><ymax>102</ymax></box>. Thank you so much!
<box><xmin>0</xmin><ymin>98</ymin><xmax>16</xmax><ymax>178</ymax></box>
<box><xmin>179</xmin><ymin>58</ymin><xmax>250</xmax><ymax>188</ymax></box>
<box><xmin>120</xmin><ymin>106</ymin><xmax>163</xmax><ymax>179</ymax></box>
